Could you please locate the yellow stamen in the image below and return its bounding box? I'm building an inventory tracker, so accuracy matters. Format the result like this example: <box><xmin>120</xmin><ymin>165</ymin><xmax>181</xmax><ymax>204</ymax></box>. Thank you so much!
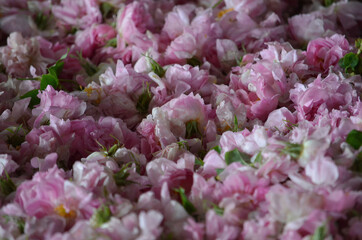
<box><xmin>83</xmin><ymin>86</ymin><xmax>93</xmax><ymax>97</ymax></box>
<box><xmin>54</xmin><ymin>204</ymin><xmax>77</xmax><ymax>219</ymax></box>
<box><xmin>217</xmin><ymin>8</ymin><xmax>234</xmax><ymax>19</ymax></box>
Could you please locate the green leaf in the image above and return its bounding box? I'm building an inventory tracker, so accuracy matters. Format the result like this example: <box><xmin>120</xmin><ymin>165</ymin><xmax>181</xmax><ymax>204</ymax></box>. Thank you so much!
<box><xmin>186</xmin><ymin>56</ymin><xmax>202</xmax><ymax>67</ymax></box>
<box><xmin>339</xmin><ymin>52</ymin><xmax>359</xmax><ymax>73</ymax></box>
<box><xmin>40</xmin><ymin>74</ymin><xmax>59</xmax><ymax>90</ymax></box>
<box><xmin>174</xmin><ymin>187</ymin><xmax>196</xmax><ymax>215</ymax></box>
<box><xmin>146</xmin><ymin>56</ymin><xmax>165</xmax><ymax>78</ymax></box>
<box><xmin>20</xmin><ymin>89</ymin><xmax>40</xmax><ymax>108</ymax></box>
<box><xmin>185</xmin><ymin>120</ymin><xmax>202</xmax><ymax>139</ymax></box>
<box><xmin>105</xmin><ymin>37</ymin><xmax>117</xmax><ymax>48</ymax></box>
<box><xmin>224</xmin><ymin>148</ymin><xmax>251</xmax><ymax>165</ymax></box>
<box><xmin>312</xmin><ymin>225</ymin><xmax>326</xmax><ymax>240</ymax></box>
<box><xmin>212</xmin><ymin>145</ymin><xmax>222</xmax><ymax>154</ymax></box>
<box><xmin>0</xmin><ymin>171</ymin><xmax>16</xmax><ymax>196</ymax></box>
<box><xmin>92</xmin><ymin>205</ymin><xmax>112</xmax><ymax>227</ymax></box>
<box><xmin>136</xmin><ymin>83</ymin><xmax>152</xmax><ymax>115</ymax></box>
<box><xmin>113</xmin><ymin>163</ymin><xmax>135</xmax><ymax>187</ymax></box>
<box><xmin>346</xmin><ymin>129</ymin><xmax>362</xmax><ymax>150</ymax></box>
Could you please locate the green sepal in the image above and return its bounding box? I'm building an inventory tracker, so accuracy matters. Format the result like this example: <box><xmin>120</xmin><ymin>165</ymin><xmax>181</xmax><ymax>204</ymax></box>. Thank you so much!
<box><xmin>311</xmin><ymin>224</ymin><xmax>326</xmax><ymax>240</ymax></box>
<box><xmin>146</xmin><ymin>56</ymin><xmax>165</xmax><ymax>78</ymax></box>
<box><xmin>281</xmin><ymin>142</ymin><xmax>302</xmax><ymax>159</ymax></box>
<box><xmin>212</xmin><ymin>145</ymin><xmax>222</xmax><ymax>154</ymax></box>
<box><xmin>113</xmin><ymin>163</ymin><xmax>135</xmax><ymax>187</ymax></box>
<box><xmin>212</xmin><ymin>203</ymin><xmax>224</xmax><ymax>216</ymax></box>
<box><xmin>136</xmin><ymin>83</ymin><xmax>152</xmax><ymax>115</ymax></box>
<box><xmin>186</xmin><ymin>56</ymin><xmax>202</xmax><ymax>67</ymax></box>
<box><xmin>232</xmin><ymin>115</ymin><xmax>242</xmax><ymax>132</ymax></box>
<box><xmin>6</xmin><ymin>124</ymin><xmax>26</xmax><ymax>148</ymax></box>
<box><xmin>323</xmin><ymin>0</ymin><xmax>334</xmax><ymax>7</ymax></box>
<box><xmin>185</xmin><ymin>120</ymin><xmax>202</xmax><ymax>139</ymax></box>
<box><xmin>100</xmin><ymin>2</ymin><xmax>116</xmax><ymax>19</ymax></box>
<box><xmin>254</xmin><ymin>151</ymin><xmax>263</xmax><ymax>164</ymax></box>
<box><xmin>194</xmin><ymin>157</ymin><xmax>204</xmax><ymax>167</ymax></box>
<box><xmin>0</xmin><ymin>171</ymin><xmax>16</xmax><ymax>196</ymax></box>
<box><xmin>224</xmin><ymin>148</ymin><xmax>251</xmax><ymax>166</ymax></box>
<box><xmin>215</xmin><ymin>168</ymin><xmax>224</xmax><ymax>175</ymax></box>
<box><xmin>34</xmin><ymin>12</ymin><xmax>49</xmax><ymax>31</ymax></box>
<box><xmin>92</xmin><ymin>205</ymin><xmax>112</xmax><ymax>227</ymax></box>
<box><xmin>174</xmin><ymin>187</ymin><xmax>196</xmax><ymax>215</ymax></box>
<box><xmin>105</xmin><ymin>37</ymin><xmax>117</xmax><ymax>48</ymax></box>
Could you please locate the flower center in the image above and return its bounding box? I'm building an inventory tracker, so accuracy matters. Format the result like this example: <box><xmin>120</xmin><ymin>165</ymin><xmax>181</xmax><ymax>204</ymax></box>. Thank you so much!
<box><xmin>54</xmin><ymin>204</ymin><xmax>77</xmax><ymax>219</ymax></box>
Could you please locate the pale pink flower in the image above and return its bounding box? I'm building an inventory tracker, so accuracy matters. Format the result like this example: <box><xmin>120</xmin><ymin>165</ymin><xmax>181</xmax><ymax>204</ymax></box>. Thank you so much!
<box><xmin>259</xmin><ymin>42</ymin><xmax>309</xmax><ymax>78</ymax></box>
<box><xmin>306</xmin><ymin>34</ymin><xmax>350</xmax><ymax>72</ymax></box>
<box><xmin>75</xmin><ymin>24</ymin><xmax>116</xmax><ymax>58</ymax></box>
<box><xmin>72</xmin><ymin>160</ymin><xmax>116</xmax><ymax>195</ymax></box>
<box><xmin>205</xmin><ymin>210</ymin><xmax>240</xmax><ymax>240</ymax></box>
<box><xmin>164</xmin><ymin>64</ymin><xmax>211</xmax><ymax>99</ymax></box>
<box><xmin>264</xmin><ymin>107</ymin><xmax>296</xmax><ymax>134</ymax></box>
<box><xmin>52</xmin><ymin>0</ymin><xmax>102</xmax><ymax>30</ymax></box>
<box><xmin>216</xmin><ymin>39</ymin><xmax>241</xmax><ymax>69</ymax></box>
<box><xmin>290</xmin><ymin>73</ymin><xmax>357</xmax><ymax>121</ymax></box>
<box><xmin>162</xmin><ymin>4</ymin><xmax>195</xmax><ymax>40</ymax></box>
<box><xmin>256</xmin><ymin>152</ymin><xmax>299</xmax><ymax>183</ymax></box>
<box><xmin>346</xmin><ymin>217</ymin><xmax>362</xmax><ymax>239</ymax></box>
<box><xmin>15</xmin><ymin>166</ymin><xmax>98</xmax><ymax>219</ymax></box>
<box><xmin>242</xmin><ymin>216</ymin><xmax>280</xmax><ymax>240</ymax></box>
<box><xmin>211</xmin><ymin>84</ymin><xmax>246</xmax><ymax>132</ymax></box>
<box><xmin>305</xmin><ymin>156</ymin><xmax>339</xmax><ymax>186</ymax></box>
<box><xmin>224</xmin><ymin>0</ymin><xmax>266</xmax><ymax>18</ymax></box>
<box><xmin>184</xmin><ymin>218</ymin><xmax>205</xmax><ymax>240</ymax></box>
<box><xmin>288</xmin><ymin>12</ymin><xmax>335</xmax><ymax>44</ymax></box>
<box><xmin>32</xmin><ymin>85</ymin><xmax>87</xmax><ymax>127</ymax></box>
<box><xmin>165</xmin><ymin>30</ymin><xmax>197</xmax><ymax>64</ymax></box>
<box><xmin>0</xmin><ymin>32</ymin><xmax>51</xmax><ymax>77</ymax></box>
<box><xmin>321</xmin><ymin>189</ymin><xmax>357</xmax><ymax>213</ymax></box>
<box><xmin>117</xmin><ymin>1</ymin><xmax>154</xmax><ymax>48</ymax></box>
<box><xmin>230</xmin><ymin>59</ymin><xmax>288</xmax><ymax>120</ymax></box>
<box><xmin>30</xmin><ymin>152</ymin><xmax>58</xmax><ymax>172</ymax></box>
<box><xmin>138</xmin><ymin>93</ymin><xmax>215</xmax><ymax>155</ymax></box>
<box><xmin>266</xmin><ymin>185</ymin><xmax>324</xmax><ymax>229</ymax></box>
<box><xmin>146</xmin><ymin>158</ymin><xmax>194</xmax><ymax>195</ymax></box>
<box><xmin>202</xmin><ymin>150</ymin><xmax>226</xmax><ymax>178</ymax></box>
<box><xmin>0</xmin><ymin>154</ymin><xmax>18</xmax><ymax>176</ymax></box>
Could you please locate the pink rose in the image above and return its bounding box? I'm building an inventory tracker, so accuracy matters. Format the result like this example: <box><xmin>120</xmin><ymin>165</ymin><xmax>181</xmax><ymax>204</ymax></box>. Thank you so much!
<box><xmin>306</xmin><ymin>34</ymin><xmax>350</xmax><ymax>72</ymax></box>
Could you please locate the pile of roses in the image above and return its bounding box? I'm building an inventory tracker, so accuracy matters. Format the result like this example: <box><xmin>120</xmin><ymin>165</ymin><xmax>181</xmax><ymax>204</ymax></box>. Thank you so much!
<box><xmin>0</xmin><ymin>0</ymin><xmax>361</xmax><ymax>239</ymax></box>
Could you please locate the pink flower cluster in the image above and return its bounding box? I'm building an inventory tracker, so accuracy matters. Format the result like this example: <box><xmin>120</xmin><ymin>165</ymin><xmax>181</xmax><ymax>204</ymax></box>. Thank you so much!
<box><xmin>0</xmin><ymin>0</ymin><xmax>361</xmax><ymax>239</ymax></box>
